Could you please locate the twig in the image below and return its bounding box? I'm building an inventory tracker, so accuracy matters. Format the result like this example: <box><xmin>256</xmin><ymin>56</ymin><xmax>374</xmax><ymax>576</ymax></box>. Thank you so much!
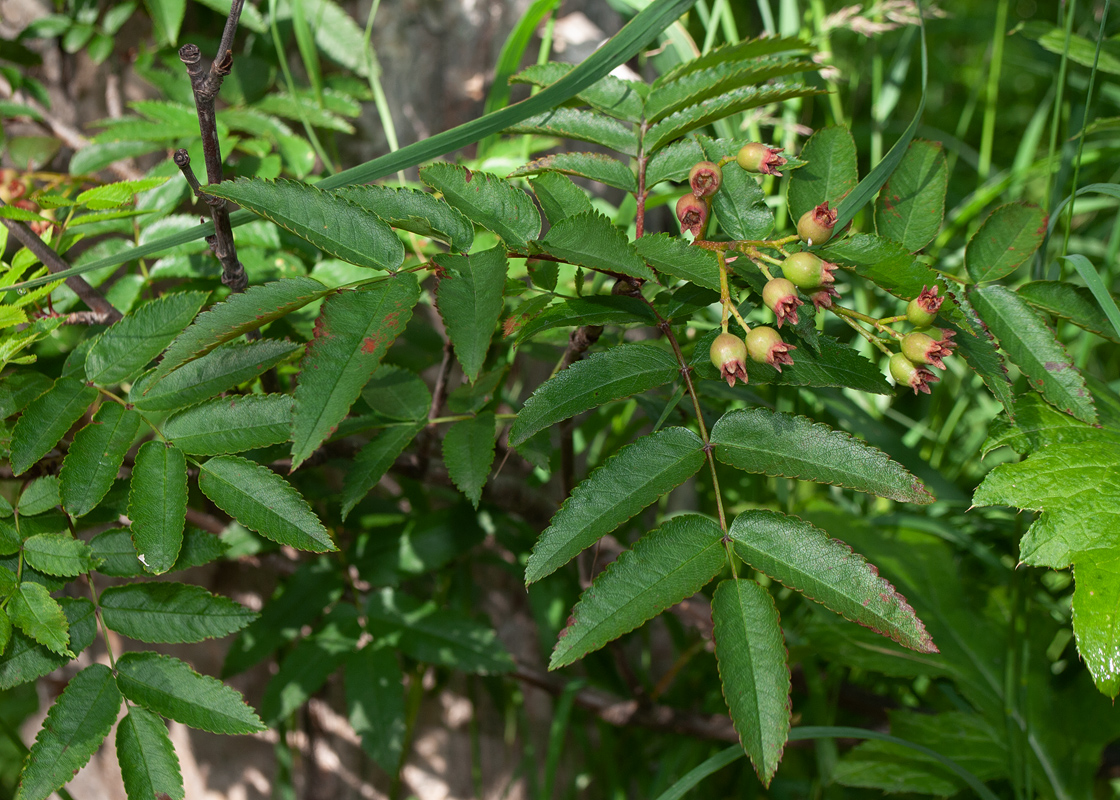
<box><xmin>178</xmin><ymin>0</ymin><xmax>248</xmax><ymax>293</ymax></box>
<box><xmin>0</xmin><ymin>203</ymin><xmax>121</xmax><ymax>323</ymax></box>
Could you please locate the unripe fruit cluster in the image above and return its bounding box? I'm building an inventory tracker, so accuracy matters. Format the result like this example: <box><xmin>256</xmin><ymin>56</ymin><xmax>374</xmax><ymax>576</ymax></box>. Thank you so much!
<box><xmin>889</xmin><ymin>286</ymin><xmax>955</xmax><ymax>395</ymax></box>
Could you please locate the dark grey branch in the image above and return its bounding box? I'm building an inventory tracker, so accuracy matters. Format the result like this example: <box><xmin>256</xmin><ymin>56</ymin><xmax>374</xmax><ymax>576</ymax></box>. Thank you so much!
<box><xmin>0</xmin><ymin>204</ymin><xmax>121</xmax><ymax>324</ymax></box>
<box><xmin>178</xmin><ymin>0</ymin><xmax>248</xmax><ymax>293</ymax></box>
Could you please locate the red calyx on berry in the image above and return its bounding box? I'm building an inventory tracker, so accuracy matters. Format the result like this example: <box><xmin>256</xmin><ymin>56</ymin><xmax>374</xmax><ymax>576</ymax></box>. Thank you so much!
<box><xmin>747</xmin><ymin>326</ymin><xmax>796</xmax><ymax>372</ymax></box>
<box><xmin>808</xmin><ymin>286</ymin><xmax>840</xmax><ymax>311</ymax></box>
<box><xmin>688</xmin><ymin>161</ymin><xmax>723</xmax><ymax>197</ymax></box>
<box><xmin>889</xmin><ymin>353</ymin><xmax>939</xmax><ymax>395</ymax></box>
<box><xmin>906</xmin><ymin>285</ymin><xmax>943</xmax><ymax>328</ymax></box>
<box><xmin>781</xmin><ymin>251</ymin><xmax>838</xmax><ymax>292</ymax></box>
<box><xmin>676</xmin><ymin>194</ymin><xmax>709</xmax><ymax>237</ymax></box>
<box><xmin>736</xmin><ymin>143</ymin><xmax>787</xmax><ymax>176</ymax></box>
<box><xmin>797</xmin><ymin>201</ymin><xmax>838</xmax><ymax>246</ymax></box>
<box><xmin>762</xmin><ymin>277</ymin><xmax>803</xmax><ymax>327</ymax></box>
<box><xmin>710</xmin><ymin>332</ymin><xmax>748</xmax><ymax>387</ymax></box>
<box><xmin>901</xmin><ymin>329</ymin><xmax>956</xmax><ymax>370</ymax></box>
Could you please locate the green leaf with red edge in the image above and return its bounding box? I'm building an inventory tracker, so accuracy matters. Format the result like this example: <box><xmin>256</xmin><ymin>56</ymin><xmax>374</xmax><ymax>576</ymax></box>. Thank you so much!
<box><xmin>550</xmin><ymin>514</ymin><xmax>724</xmax><ymax>669</ymax></box>
<box><xmin>204</xmin><ymin>178</ymin><xmax>405</xmax><ymax>272</ymax></box>
<box><xmin>420</xmin><ymin>163</ymin><xmax>541</xmax><ymax>249</ymax></box>
<box><xmin>787</xmin><ymin>125</ymin><xmax>857</xmax><ymax>223</ymax></box>
<box><xmin>965</xmin><ymin>203</ymin><xmax>1047</xmax><ymax>283</ymax></box>
<box><xmin>699</xmin><ymin>136</ymin><xmax>774</xmax><ymax>240</ymax></box>
<box><xmin>710</xmin><ymin>408</ymin><xmax>933</xmax><ymax>503</ymax></box>
<box><xmin>127</xmin><ymin>442</ymin><xmax>188</xmax><ymax>575</ymax></box>
<box><xmin>114</xmin><ymin>651</ymin><xmax>266</xmax><ymax>734</ymax></box>
<box><xmin>874</xmin><ymin>139</ymin><xmax>947</xmax><ymax>253</ymax></box>
<box><xmin>509</xmin><ymin>343</ymin><xmax>680</xmax><ymax>447</ymax></box>
<box><xmin>61</xmin><ymin>403</ymin><xmax>142</xmax><ymax>517</ymax></box>
<box><xmin>341</xmin><ymin>421</ymin><xmax>425</xmax><ymax>520</ymax></box>
<box><xmin>291</xmin><ymin>275</ymin><xmax>419</xmax><ymax>470</ymax></box>
<box><xmin>971</xmin><ymin>284</ymin><xmax>1096</xmax><ymax>424</ymax></box>
<box><xmin>85</xmin><ymin>292</ymin><xmax>208</xmax><ymax>385</ymax></box>
<box><xmin>9</xmin><ymin>377</ymin><xmax>98</xmax><ymax>476</ymax></box>
<box><xmin>712</xmin><ymin>578</ymin><xmax>791</xmax><ymax>787</ymax></box>
<box><xmin>149</xmin><ymin>277</ymin><xmax>329</xmax><ymax>383</ymax></box>
<box><xmin>435</xmin><ymin>247</ymin><xmax>508</xmax><ymax>383</ymax></box>
<box><xmin>508</xmin><ymin>152</ymin><xmax>637</xmax><ymax>193</ymax></box>
<box><xmin>198</xmin><ymin>455</ymin><xmax>336</xmax><ymax>552</ymax></box>
<box><xmin>16</xmin><ymin>664</ymin><xmax>121</xmax><ymax>800</ymax></box>
<box><xmin>116</xmin><ymin>706</ymin><xmax>184</xmax><ymax>800</ymax></box>
<box><xmin>442</xmin><ymin>412</ymin><xmax>496</xmax><ymax>509</ymax></box>
<box><xmin>537</xmin><ymin>210</ymin><xmax>654</xmax><ymax>282</ymax></box>
<box><xmin>525</xmin><ymin>427</ymin><xmax>705</xmax><ymax>583</ymax></box>
<box><xmin>940</xmin><ymin>286</ymin><xmax>1015</xmax><ymax>415</ymax></box>
<box><xmin>1073</xmin><ymin>554</ymin><xmax>1120</xmax><ymax>698</ymax></box>
<box><xmin>729</xmin><ymin>510</ymin><xmax>937</xmax><ymax>652</ymax></box>
<box><xmin>503</xmin><ymin>107</ymin><xmax>639</xmax><ymax>154</ymax></box>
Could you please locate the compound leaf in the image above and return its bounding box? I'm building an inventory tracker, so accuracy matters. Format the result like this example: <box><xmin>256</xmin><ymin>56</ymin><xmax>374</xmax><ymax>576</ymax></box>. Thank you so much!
<box><xmin>345</xmin><ymin>647</ymin><xmax>405</xmax><ymax>771</ymax></box>
<box><xmin>874</xmin><ymin>139</ymin><xmax>947</xmax><ymax>252</ymax></box>
<box><xmin>205</xmin><ymin>178</ymin><xmax>405</xmax><ymax>272</ymax></box>
<box><xmin>365</xmin><ymin>588</ymin><xmax>514</xmax><ymax>675</ymax></box>
<box><xmin>971</xmin><ymin>284</ymin><xmax>1096</xmax><ymax>424</ymax></box>
<box><xmin>16</xmin><ymin>664</ymin><xmax>121</xmax><ymax>800</ymax></box>
<box><xmin>128</xmin><ymin>442</ymin><xmax>188</xmax><ymax>575</ymax></box>
<box><xmin>333</xmin><ymin>184</ymin><xmax>473</xmax><ymax>252</ymax></box>
<box><xmin>442</xmin><ymin>412</ymin><xmax>496</xmax><ymax>509</ymax></box>
<box><xmin>787</xmin><ymin>125</ymin><xmax>858</xmax><ymax>223</ymax></box>
<box><xmin>85</xmin><ymin>292</ymin><xmax>208</xmax><ymax>385</ymax></box>
<box><xmin>60</xmin><ymin>403</ymin><xmax>142</xmax><ymax>517</ymax></box>
<box><xmin>291</xmin><ymin>275</ymin><xmax>419</xmax><ymax>469</ymax></box>
<box><xmin>22</xmin><ymin>534</ymin><xmax>97</xmax><ymax>578</ymax></box>
<box><xmin>729</xmin><ymin>510</ymin><xmax>937</xmax><ymax>652</ymax></box>
<box><xmin>633</xmin><ymin>232</ymin><xmax>721</xmax><ymax>292</ymax></box>
<box><xmin>131</xmin><ymin>338</ymin><xmax>301</xmax><ymax>412</ymax></box>
<box><xmin>504</xmin><ymin>107</ymin><xmax>638</xmax><ymax>154</ymax></box>
<box><xmin>10</xmin><ymin>377</ymin><xmax>98</xmax><ymax>476</ymax></box>
<box><xmin>116</xmin><ymin>706</ymin><xmax>184</xmax><ymax>800</ymax></box>
<box><xmin>100</xmin><ymin>582</ymin><xmax>257</xmax><ymax>644</ymax></box>
<box><xmin>508</xmin><ymin>152</ymin><xmax>637</xmax><ymax>193</ymax></box>
<box><xmin>712</xmin><ymin>579</ymin><xmax>791</xmax><ymax>787</ymax></box>
<box><xmin>965</xmin><ymin>203</ymin><xmax>1047</xmax><ymax>283</ymax></box>
<box><xmin>550</xmin><ymin>514</ymin><xmax>723</xmax><ymax>669</ymax></box>
<box><xmin>163</xmin><ymin>394</ymin><xmax>293</xmax><ymax>455</ymax></box>
<box><xmin>8</xmin><ymin>581</ymin><xmax>71</xmax><ymax>657</ymax></box>
<box><xmin>150</xmin><ymin>277</ymin><xmax>328</xmax><ymax>382</ymax></box>
<box><xmin>198</xmin><ymin>455</ymin><xmax>336</xmax><ymax>552</ymax></box>
<box><xmin>115</xmin><ymin>651</ymin><xmax>266</xmax><ymax>735</ymax></box>
<box><xmin>435</xmin><ymin>247</ymin><xmax>508</xmax><ymax>382</ymax></box>
<box><xmin>509</xmin><ymin>343</ymin><xmax>679</xmax><ymax>446</ymax></box>
<box><xmin>526</xmin><ymin>427</ymin><xmax>705</xmax><ymax>583</ymax></box>
<box><xmin>420</xmin><ymin>163</ymin><xmax>540</xmax><ymax>249</ymax></box>
<box><xmin>710</xmin><ymin>408</ymin><xmax>933</xmax><ymax>503</ymax></box>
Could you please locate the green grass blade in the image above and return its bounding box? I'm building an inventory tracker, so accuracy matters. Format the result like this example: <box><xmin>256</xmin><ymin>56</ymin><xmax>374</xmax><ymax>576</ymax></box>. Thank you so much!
<box><xmin>830</xmin><ymin>0</ymin><xmax>928</xmax><ymax>237</ymax></box>
<box><xmin>1060</xmin><ymin>254</ymin><xmax>1120</xmax><ymax>341</ymax></box>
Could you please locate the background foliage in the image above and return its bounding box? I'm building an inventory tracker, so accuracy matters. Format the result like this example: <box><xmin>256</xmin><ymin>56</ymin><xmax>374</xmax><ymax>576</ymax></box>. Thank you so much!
<box><xmin>1</xmin><ymin>0</ymin><xmax>1119</xmax><ymax>798</ymax></box>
